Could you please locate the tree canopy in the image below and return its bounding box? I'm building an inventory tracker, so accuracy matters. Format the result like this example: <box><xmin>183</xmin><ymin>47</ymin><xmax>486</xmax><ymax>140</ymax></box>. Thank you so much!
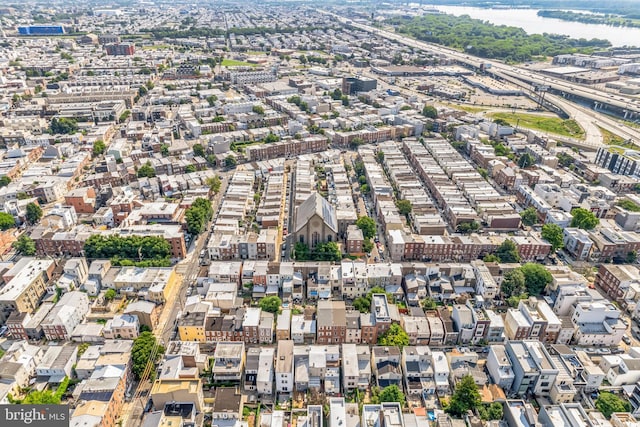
<box><xmin>132</xmin><ymin>331</ymin><xmax>164</xmax><ymax>380</ymax></box>
<box><xmin>377</xmin><ymin>324</ymin><xmax>409</xmax><ymax>348</ymax></box>
<box><xmin>207</xmin><ymin>176</ymin><xmax>221</xmax><ymax>193</ymax></box>
<box><xmin>501</xmin><ymin>269</ymin><xmax>526</xmax><ymax>298</ymax></box>
<box><xmin>379</xmin><ymin>385</ymin><xmax>406</xmax><ymax>407</ymax></box>
<box><xmin>259</xmin><ymin>296</ymin><xmax>281</xmax><ymax>314</ymax></box>
<box><xmin>193</xmin><ymin>143</ymin><xmax>205</xmax><ymax>158</ymax></box>
<box><xmin>519</xmin><ymin>207</ymin><xmax>538</xmax><ymax>226</ymax></box>
<box><xmin>596</xmin><ymin>392</ymin><xmax>631</xmax><ymax>419</ymax></box>
<box><xmin>422</xmin><ymin>105</ymin><xmax>438</xmax><ymax>119</ymax></box>
<box><xmin>84</xmin><ymin>235</ymin><xmax>171</xmax><ymax>261</ymax></box>
<box><xmin>570</xmin><ymin>208</ymin><xmax>599</xmax><ymax>230</ymax></box>
<box><xmin>520</xmin><ymin>262</ymin><xmax>553</xmax><ymax>295</ymax></box>
<box><xmin>50</xmin><ymin>117</ymin><xmax>78</xmax><ymax>134</ymax></box>
<box><xmin>0</xmin><ymin>212</ymin><xmax>15</xmax><ymax>230</ymax></box>
<box><xmin>12</xmin><ymin>235</ymin><xmax>36</xmax><ymax>255</ymax></box>
<box><xmin>137</xmin><ymin>161</ymin><xmax>156</xmax><ymax>178</ymax></box>
<box><xmin>92</xmin><ymin>140</ymin><xmax>106</xmax><ymax>156</ymax></box>
<box><xmin>446</xmin><ymin>375</ymin><xmax>481</xmax><ymax>417</ymax></box>
<box><xmin>494</xmin><ymin>239</ymin><xmax>521</xmax><ymax>263</ymax></box>
<box><xmin>389</xmin><ymin>14</ymin><xmax>611</xmax><ymax>63</ymax></box>
<box><xmin>541</xmin><ymin>223</ymin><xmax>564</xmax><ymax>251</ymax></box>
<box><xmin>185</xmin><ymin>198</ymin><xmax>213</xmax><ymax>235</ymax></box>
<box><xmin>25</xmin><ymin>202</ymin><xmax>43</xmax><ymax>225</ymax></box>
<box><xmin>396</xmin><ymin>199</ymin><xmax>412</xmax><ymax>216</ymax></box>
<box><xmin>356</xmin><ymin>216</ymin><xmax>376</xmax><ymax>239</ymax></box>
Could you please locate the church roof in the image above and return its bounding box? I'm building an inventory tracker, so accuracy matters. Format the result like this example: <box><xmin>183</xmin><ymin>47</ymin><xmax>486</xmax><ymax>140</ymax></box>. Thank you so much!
<box><xmin>294</xmin><ymin>192</ymin><xmax>338</xmax><ymax>234</ymax></box>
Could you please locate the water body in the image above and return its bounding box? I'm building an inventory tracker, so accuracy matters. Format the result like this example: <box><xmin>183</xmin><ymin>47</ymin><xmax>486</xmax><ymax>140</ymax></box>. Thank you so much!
<box><xmin>434</xmin><ymin>6</ymin><xmax>640</xmax><ymax>47</ymax></box>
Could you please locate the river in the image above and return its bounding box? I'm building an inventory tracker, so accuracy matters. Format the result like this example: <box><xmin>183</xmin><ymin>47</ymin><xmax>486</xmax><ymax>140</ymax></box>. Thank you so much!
<box><xmin>433</xmin><ymin>6</ymin><xmax>640</xmax><ymax>47</ymax></box>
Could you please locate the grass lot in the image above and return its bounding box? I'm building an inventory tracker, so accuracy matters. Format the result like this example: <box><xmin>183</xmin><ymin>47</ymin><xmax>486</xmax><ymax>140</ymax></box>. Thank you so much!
<box><xmin>488</xmin><ymin>112</ymin><xmax>585</xmax><ymax>139</ymax></box>
<box><xmin>444</xmin><ymin>103</ymin><xmax>489</xmax><ymax>113</ymax></box>
<box><xmin>598</xmin><ymin>126</ymin><xmax>638</xmax><ymax>149</ymax></box>
<box><xmin>142</xmin><ymin>44</ymin><xmax>172</xmax><ymax>50</ymax></box>
<box><xmin>221</xmin><ymin>59</ymin><xmax>257</xmax><ymax>67</ymax></box>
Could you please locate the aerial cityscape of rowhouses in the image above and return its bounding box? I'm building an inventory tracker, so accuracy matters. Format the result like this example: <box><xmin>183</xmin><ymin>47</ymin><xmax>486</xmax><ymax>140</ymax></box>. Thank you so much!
<box><xmin>1</xmin><ymin>2</ymin><xmax>640</xmax><ymax>427</ymax></box>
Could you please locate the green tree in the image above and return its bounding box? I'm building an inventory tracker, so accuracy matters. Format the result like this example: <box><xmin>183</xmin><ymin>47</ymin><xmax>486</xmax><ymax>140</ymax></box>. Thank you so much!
<box><xmin>207</xmin><ymin>175</ymin><xmax>221</xmax><ymax>193</ymax></box>
<box><xmin>507</xmin><ymin>293</ymin><xmax>529</xmax><ymax>308</ymax></box>
<box><xmin>206</xmin><ymin>95</ymin><xmax>218</xmax><ymax>106</ymax></box>
<box><xmin>25</xmin><ymin>202</ymin><xmax>43</xmax><ymax>225</ymax></box>
<box><xmin>0</xmin><ymin>212</ymin><xmax>15</xmax><ymax>230</ymax></box>
<box><xmin>12</xmin><ymin>235</ymin><xmax>36</xmax><ymax>256</ymax></box>
<box><xmin>377</xmin><ymin>324</ymin><xmax>410</xmax><ymax>348</ymax></box>
<box><xmin>293</xmin><ymin>242</ymin><xmax>310</xmax><ymax>261</ymax></box>
<box><xmin>252</xmin><ymin>105</ymin><xmax>265</xmax><ymax>115</ymax></box>
<box><xmin>570</xmin><ymin>208</ymin><xmax>599</xmax><ymax>230</ymax></box>
<box><xmin>363</xmin><ymin>240</ymin><xmax>374</xmax><ymax>253</ymax></box>
<box><xmin>422</xmin><ymin>297</ymin><xmax>437</xmax><ymax>310</ymax></box>
<box><xmin>0</xmin><ymin>176</ymin><xmax>11</xmax><ymax>187</ymax></box>
<box><xmin>495</xmin><ymin>239</ymin><xmax>521</xmax><ymax>263</ymax></box>
<box><xmin>185</xmin><ymin>165</ymin><xmax>197</xmax><ymax>173</ymax></box>
<box><xmin>457</xmin><ymin>221</ymin><xmax>480</xmax><ymax>234</ymax></box>
<box><xmin>379</xmin><ymin>385</ymin><xmax>406</xmax><ymax>406</ymax></box>
<box><xmin>376</xmin><ymin>151</ymin><xmax>385</xmax><ymax>164</ymax></box>
<box><xmin>478</xmin><ymin>402</ymin><xmax>504</xmax><ymax>421</ymax></box>
<box><xmin>137</xmin><ymin>161</ymin><xmax>156</xmax><ymax>178</ymax></box>
<box><xmin>501</xmin><ymin>269</ymin><xmax>526</xmax><ymax>298</ymax></box>
<box><xmin>541</xmin><ymin>223</ymin><xmax>564</xmax><ymax>251</ymax></box>
<box><xmin>259</xmin><ymin>296</ymin><xmax>282</xmax><ymax>314</ymax></box>
<box><xmin>356</xmin><ymin>216</ymin><xmax>376</xmax><ymax>239</ymax></box>
<box><xmin>49</xmin><ymin>117</ymin><xmax>78</xmax><ymax>134</ymax></box>
<box><xmin>422</xmin><ymin>105</ymin><xmax>438</xmax><ymax>119</ymax></box>
<box><xmin>396</xmin><ymin>199</ymin><xmax>412</xmax><ymax>216</ymax></box>
<box><xmin>519</xmin><ymin>207</ymin><xmax>538</xmax><ymax>226</ymax></box>
<box><xmin>185</xmin><ymin>198</ymin><xmax>213</xmax><ymax>235</ymax></box>
<box><xmin>520</xmin><ymin>262</ymin><xmax>553</xmax><ymax>296</ymax></box>
<box><xmin>596</xmin><ymin>392</ymin><xmax>631</xmax><ymax>419</ymax></box>
<box><xmin>104</xmin><ymin>288</ymin><xmax>117</xmax><ymax>301</ymax></box>
<box><xmin>518</xmin><ymin>152</ymin><xmax>535</xmax><ymax>168</ymax></box>
<box><xmin>131</xmin><ymin>331</ymin><xmax>164</xmax><ymax>380</ymax></box>
<box><xmin>92</xmin><ymin>140</ymin><xmax>106</xmax><ymax>156</ymax></box>
<box><xmin>193</xmin><ymin>143</ymin><xmax>206</xmax><ymax>157</ymax></box>
<box><xmin>353</xmin><ymin>296</ymin><xmax>371</xmax><ymax>313</ymax></box>
<box><xmin>483</xmin><ymin>254</ymin><xmax>500</xmax><ymax>263</ymax></box>
<box><xmin>446</xmin><ymin>375</ymin><xmax>481</xmax><ymax>417</ymax></box>
<box><xmin>225</xmin><ymin>155</ymin><xmax>237</xmax><ymax>168</ymax></box>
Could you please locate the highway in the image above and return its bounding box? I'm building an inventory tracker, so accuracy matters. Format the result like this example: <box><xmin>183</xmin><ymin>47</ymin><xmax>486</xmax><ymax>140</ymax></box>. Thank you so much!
<box><xmin>328</xmin><ymin>13</ymin><xmax>640</xmax><ymax>146</ymax></box>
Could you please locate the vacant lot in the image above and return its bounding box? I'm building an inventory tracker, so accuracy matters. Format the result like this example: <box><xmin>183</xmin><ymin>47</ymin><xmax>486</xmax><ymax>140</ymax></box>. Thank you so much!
<box><xmin>488</xmin><ymin>112</ymin><xmax>585</xmax><ymax>139</ymax></box>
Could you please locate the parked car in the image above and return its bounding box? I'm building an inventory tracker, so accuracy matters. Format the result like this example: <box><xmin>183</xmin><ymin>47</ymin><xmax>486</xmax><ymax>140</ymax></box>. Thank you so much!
<box><xmin>623</xmin><ymin>335</ymin><xmax>632</xmax><ymax>345</ymax></box>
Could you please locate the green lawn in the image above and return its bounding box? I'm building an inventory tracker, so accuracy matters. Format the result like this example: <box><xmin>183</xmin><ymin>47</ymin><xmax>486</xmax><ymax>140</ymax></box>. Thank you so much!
<box><xmin>221</xmin><ymin>59</ymin><xmax>257</xmax><ymax>67</ymax></box>
<box><xmin>488</xmin><ymin>112</ymin><xmax>585</xmax><ymax>139</ymax></box>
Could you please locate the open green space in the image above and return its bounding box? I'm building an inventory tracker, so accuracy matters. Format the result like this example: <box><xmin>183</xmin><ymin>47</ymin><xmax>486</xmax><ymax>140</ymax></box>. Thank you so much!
<box><xmin>388</xmin><ymin>14</ymin><xmax>611</xmax><ymax>62</ymax></box>
<box><xmin>142</xmin><ymin>44</ymin><xmax>172</xmax><ymax>50</ymax></box>
<box><xmin>221</xmin><ymin>59</ymin><xmax>258</xmax><ymax>67</ymax></box>
<box><xmin>487</xmin><ymin>112</ymin><xmax>585</xmax><ymax>139</ymax></box>
<box><xmin>598</xmin><ymin>126</ymin><xmax>639</xmax><ymax>149</ymax></box>
<box><xmin>443</xmin><ymin>103</ymin><xmax>489</xmax><ymax>113</ymax></box>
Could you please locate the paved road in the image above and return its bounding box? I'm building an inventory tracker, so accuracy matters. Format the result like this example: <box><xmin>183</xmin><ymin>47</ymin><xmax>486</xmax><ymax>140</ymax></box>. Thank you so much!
<box><xmin>121</xmin><ymin>172</ymin><xmax>229</xmax><ymax>427</ymax></box>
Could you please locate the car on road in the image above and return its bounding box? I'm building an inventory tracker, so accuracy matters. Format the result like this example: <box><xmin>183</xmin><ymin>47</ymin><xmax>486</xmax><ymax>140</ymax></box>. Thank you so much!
<box><xmin>623</xmin><ymin>335</ymin><xmax>632</xmax><ymax>345</ymax></box>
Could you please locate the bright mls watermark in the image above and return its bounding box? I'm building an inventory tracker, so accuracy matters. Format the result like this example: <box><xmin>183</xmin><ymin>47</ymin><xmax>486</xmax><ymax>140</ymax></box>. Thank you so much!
<box><xmin>0</xmin><ymin>405</ymin><xmax>68</xmax><ymax>427</ymax></box>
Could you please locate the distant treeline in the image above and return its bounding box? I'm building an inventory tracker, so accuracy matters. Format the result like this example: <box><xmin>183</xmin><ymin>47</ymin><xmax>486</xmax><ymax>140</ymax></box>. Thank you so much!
<box><xmin>387</xmin><ymin>14</ymin><xmax>611</xmax><ymax>63</ymax></box>
<box><xmin>538</xmin><ymin>10</ymin><xmax>640</xmax><ymax>28</ymax></box>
